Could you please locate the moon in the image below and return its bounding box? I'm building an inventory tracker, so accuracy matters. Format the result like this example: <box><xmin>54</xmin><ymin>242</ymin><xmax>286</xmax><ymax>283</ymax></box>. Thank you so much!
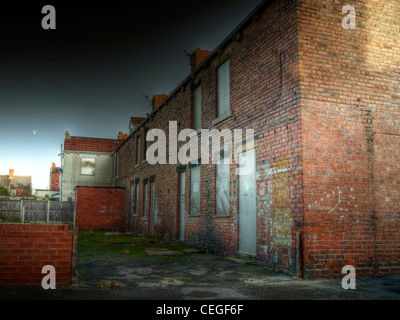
<box><xmin>33</xmin><ymin>130</ymin><xmax>37</xmax><ymax>135</ymax></box>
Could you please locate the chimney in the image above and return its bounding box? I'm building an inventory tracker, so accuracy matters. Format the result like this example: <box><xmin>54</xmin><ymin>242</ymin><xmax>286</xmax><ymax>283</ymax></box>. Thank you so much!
<box><xmin>152</xmin><ymin>94</ymin><xmax>168</xmax><ymax>110</ymax></box>
<box><xmin>118</xmin><ymin>132</ymin><xmax>128</xmax><ymax>141</ymax></box>
<box><xmin>130</xmin><ymin>117</ymin><xmax>146</xmax><ymax>133</ymax></box>
<box><xmin>65</xmin><ymin>130</ymin><xmax>71</xmax><ymax>140</ymax></box>
<box><xmin>9</xmin><ymin>169</ymin><xmax>14</xmax><ymax>179</ymax></box>
<box><xmin>190</xmin><ymin>49</ymin><xmax>212</xmax><ymax>71</ymax></box>
<box><xmin>51</xmin><ymin>162</ymin><xmax>56</xmax><ymax>172</ymax></box>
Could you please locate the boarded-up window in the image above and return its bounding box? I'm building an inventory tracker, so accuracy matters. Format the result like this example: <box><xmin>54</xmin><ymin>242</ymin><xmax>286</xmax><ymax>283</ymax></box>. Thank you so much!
<box><xmin>217</xmin><ymin>59</ymin><xmax>230</xmax><ymax>117</ymax></box>
<box><xmin>130</xmin><ymin>182</ymin><xmax>134</xmax><ymax>218</ymax></box>
<box><xmin>193</xmin><ymin>85</ymin><xmax>202</xmax><ymax>131</ymax></box>
<box><xmin>144</xmin><ymin>182</ymin><xmax>148</xmax><ymax>218</ymax></box>
<box><xmin>81</xmin><ymin>158</ymin><xmax>95</xmax><ymax>175</ymax></box>
<box><xmin>190</xmin><ymin>166</ymin><xmax>201</xmax><ymax>216</ymax></box>
<box><xmin>216</xmin><ymin>158</ymin><xmax>230</xmax><ymax>216</ymax></box>
<box><xmin>135</xmin><ymin>183</ymin><xmax>140</xmax><ymax>215</ymax></box>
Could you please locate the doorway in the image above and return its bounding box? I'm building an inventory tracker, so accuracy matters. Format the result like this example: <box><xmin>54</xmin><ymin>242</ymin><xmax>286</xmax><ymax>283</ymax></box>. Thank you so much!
<box><xmin>239</xmin><ymin>148</ymin><xmax>257</xmax><ymax>255</ymax></box>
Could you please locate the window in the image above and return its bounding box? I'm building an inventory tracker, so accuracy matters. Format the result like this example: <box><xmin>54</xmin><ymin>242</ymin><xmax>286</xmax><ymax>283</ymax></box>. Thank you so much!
<box><xmin>143</xmin><ymin>182</ymin><xmax>149</xmax><ymax>218</ymax></box>
<box><xmin>216</xmin><ymin>158</ymin><xmax>230</xmax><ymax>216</ymax></box>
<box><xmin>217</xmin><ymin>59</ymin><xmax>230</xmax><ymax>117</ymax></box>
<box><xmin>130</xmin><ymin>182</ymin><xmax>134</xmax><ymax>218</ymax></box>
<box><xmin>135</xmin><ymin>183</ymin><xmax>139</xmax><ymax>215</ymax></box>
<box><xmin>81</xmin><ymin>158</ymin><xmax>95</xmax><ymax>175</ymax></box>
<box><xmin>190</xmin><ymin>166</ymin><xmax>201</xmax><ymax>216</ymax></box>
<box><xmin>136</xmin><ymin>136</ymin><xmax>141</xmax><ymax>165</ymax></box>
<box><xmin>193</xmin><ymin>85</ymin><xmax>202</xmax><ymax>131</ymax></box>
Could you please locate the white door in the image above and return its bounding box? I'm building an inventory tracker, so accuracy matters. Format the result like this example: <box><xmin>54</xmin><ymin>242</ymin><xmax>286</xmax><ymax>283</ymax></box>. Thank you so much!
<box><xmin>239</xmin><ymin>149</ymin><xmax>257</xmax><ymax>255</ymax></box>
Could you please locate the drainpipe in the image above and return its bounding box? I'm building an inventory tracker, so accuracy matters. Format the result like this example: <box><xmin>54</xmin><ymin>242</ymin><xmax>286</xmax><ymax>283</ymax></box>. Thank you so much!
<box><xmin>296</xmin><ymin>231</ymin><xmax>303</xmax><ymax>278</ymax></box>
<box><xmin>71</xmin><ymin>152</ymin><xmax>75</xmax><ymax>201</ymax></box>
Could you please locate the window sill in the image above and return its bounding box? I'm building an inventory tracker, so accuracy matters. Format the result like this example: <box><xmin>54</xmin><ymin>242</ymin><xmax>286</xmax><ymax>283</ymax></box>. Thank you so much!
<box><xmin>212</xmin><ymin>110</ymin><xmax>232</xmax><ymax>126</ymax></box>
<box><xmin>141</xmin><ymin>217</ymin><xmax>147</xmax><ymax>221</ymax></box>
<box><xmin>134</xmin><ymin>163</ymin><xmax>140</xmax><ymax>169</ymax></box>
<box><xmin>215</xmin><ymin>214</ymin><xmax>230</xmax><ymax>218</ymax></box>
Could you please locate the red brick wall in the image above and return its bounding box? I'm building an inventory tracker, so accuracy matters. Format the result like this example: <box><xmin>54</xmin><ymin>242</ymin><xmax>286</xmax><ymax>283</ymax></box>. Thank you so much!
<box><xmin>75</xmin><ymin>187</ymin><xmax>125</xmax><ymax>231</ymax></box>
<box><xmin>0</xmin><ymin>223</ymin><xmax>73</xmax><ymax>286</ymax></box>
<box><xmin>297</xmin><ymin>0</ymin><xmax>400</xmax><ymax>278</ymax></box>
<box><xmin>116</xmin><ymin>0</ymin><xmax>302</xmax><ymax>273</ymax></box>
<box><xmin>115</xmin><ymin>0</ymin><xmax>400</xmax><ymax>278</ymax></box>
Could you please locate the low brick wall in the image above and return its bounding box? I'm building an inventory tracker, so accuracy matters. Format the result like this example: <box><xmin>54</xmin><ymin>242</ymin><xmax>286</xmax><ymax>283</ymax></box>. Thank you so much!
<box><xmin>75</xmin><ymin>187</ymin><xmax>125</xmax><ymax>231</ymax></box>
<box><xmin>0</xmin><ymin>223</ymin><xmax>73</xmax><ymax>286</ymax></box>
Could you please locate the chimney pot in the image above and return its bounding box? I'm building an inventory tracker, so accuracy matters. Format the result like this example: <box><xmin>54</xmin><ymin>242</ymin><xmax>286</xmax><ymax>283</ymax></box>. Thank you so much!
<box><xmin>152</xmin><ymin>94</ymin><xmax>168</xmax><ymax>110</ymax></box>
<box><xmin>190</xmin><ymin>49</ymin><xmax>212</xmax><ymax>71</ymax></box>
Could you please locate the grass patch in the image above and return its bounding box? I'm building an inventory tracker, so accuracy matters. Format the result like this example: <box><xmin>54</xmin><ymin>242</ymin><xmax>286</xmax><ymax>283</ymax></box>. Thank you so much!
<box><xmin>77</xmin><ymin>230</ymin><xmax>189</xmax><ymax>260</ymax></box>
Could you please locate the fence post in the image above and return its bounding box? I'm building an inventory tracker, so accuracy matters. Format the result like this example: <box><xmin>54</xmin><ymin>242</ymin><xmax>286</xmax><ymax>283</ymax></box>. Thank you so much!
<box><xmin>73</xmin><ymin>207</ymin><xmax>76</xmax><ymax>229</ymax></box>
<box><xmin>47</xmin><ymin>201</ymin><xmax>50</xmax><ymax>224</ymax></box>
<box><xmin>296</xmin><ymin>230</ymin><xmax>303</xmax><ymax>278</ymax></box>
<box><xmin>21</xmin><ymin>207</ymin><xmax>25</xmax><ymax>224</ymax></box>
<box><xmin>20</xmin><ymin>200</ymin><xmax>23</xmax><ymax>222</ymax></box>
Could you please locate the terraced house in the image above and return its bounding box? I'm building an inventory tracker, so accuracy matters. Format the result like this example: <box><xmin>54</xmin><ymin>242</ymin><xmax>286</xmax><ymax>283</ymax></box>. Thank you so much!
<box><xmin>112</xmin><ymin>0</ymin><xmax>400</xmax><ymax>278</ymax></box>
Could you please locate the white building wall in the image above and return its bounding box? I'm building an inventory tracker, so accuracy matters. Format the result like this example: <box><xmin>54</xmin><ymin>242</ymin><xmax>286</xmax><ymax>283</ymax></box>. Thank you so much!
<box><xmin>61</xmin><ymin>151</ymin><xmax>114</xmax><ymax>201</ymax></box>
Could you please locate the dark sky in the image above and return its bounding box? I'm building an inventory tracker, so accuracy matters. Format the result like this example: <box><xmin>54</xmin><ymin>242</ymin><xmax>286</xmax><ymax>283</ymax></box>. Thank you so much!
<box><xmin>0</xmin><ymin>0</ymin><xmax>262</xmax><ymax>189</ymax></box>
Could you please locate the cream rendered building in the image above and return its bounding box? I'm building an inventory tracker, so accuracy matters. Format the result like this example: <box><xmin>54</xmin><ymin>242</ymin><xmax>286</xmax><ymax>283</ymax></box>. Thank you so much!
<box><xmin>60</xmin><ymin>131</ymin><xmax>125</xmax><ymax>201</ymax></box>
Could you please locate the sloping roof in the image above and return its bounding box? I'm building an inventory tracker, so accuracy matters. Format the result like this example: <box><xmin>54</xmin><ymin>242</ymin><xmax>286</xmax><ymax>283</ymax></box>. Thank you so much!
<box><xmin>64</xmin><ymin>136</ymin><xmax>121</xmax><ymax>153</ymax></box>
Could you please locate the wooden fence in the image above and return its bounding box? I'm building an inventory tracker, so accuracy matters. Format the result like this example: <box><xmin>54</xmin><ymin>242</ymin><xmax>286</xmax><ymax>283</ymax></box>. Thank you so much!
<box><xmin>0</xmin><ymin>200</ymin><xmax>74</xmax><ymax>225</ymax></box>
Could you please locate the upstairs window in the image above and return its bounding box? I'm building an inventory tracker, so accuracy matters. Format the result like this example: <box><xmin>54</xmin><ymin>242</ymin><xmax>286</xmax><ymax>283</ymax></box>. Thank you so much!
<box><xmin>193</xmin><ymin>85</ymin><xmax>202</xmax><ymax>131</ymax></box>
<box><xmin>217</xmin><ymin>59</ymin><xmax>230</xmax><ymax>117</ymax></box>
<box><xmin>81</xmin><ymin>158</ymin><xmax>95</xmax><ymax>175</ymax></box>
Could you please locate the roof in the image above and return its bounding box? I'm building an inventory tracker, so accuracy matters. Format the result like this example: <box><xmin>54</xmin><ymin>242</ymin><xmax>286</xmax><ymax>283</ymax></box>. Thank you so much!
<box><xmin>130</xmin><ymin>117</ymin><xmax>146</xmax><ymax>126</ymax></box>
<box><xmin>64</xmin><ymin>136</ymin><xmax>122</xmax><ymax>153</ymax></box>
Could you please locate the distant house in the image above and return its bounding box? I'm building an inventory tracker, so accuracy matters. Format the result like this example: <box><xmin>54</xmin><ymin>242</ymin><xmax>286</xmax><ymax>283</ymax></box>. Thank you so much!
<box><xmin>60</xmin><ymin>131</ymin><xmax>125</xmax><ymax>202</ymax></box>
<box><xmin>0</xmin><ymin>170</ymin><xmax>32</xmax><ymax>197</ymax></box>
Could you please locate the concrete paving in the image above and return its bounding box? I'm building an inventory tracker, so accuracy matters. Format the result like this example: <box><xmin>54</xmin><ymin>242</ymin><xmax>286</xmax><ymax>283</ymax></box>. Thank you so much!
<box><xmin>0</xmin><ymin>252</ymin><xmax>399</xmax><ymax>300</ymax></box>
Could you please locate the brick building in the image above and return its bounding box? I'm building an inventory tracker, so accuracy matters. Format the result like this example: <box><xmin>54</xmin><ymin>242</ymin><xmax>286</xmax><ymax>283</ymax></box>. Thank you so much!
<box><xmin>113</xmin><ymin>0</ymin><xmax>399</xmax><ymax>278</ymax></box>
<box><xmin>0</xmin><ymin>170</ymin><xmax>32</xmax><ymax>197</ymax></box>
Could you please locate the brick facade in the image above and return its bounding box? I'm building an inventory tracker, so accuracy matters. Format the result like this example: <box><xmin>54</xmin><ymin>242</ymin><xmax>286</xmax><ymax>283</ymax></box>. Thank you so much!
<box><xmin>113</xmin><ymin>0</ymin><xmax>400</xmax><ymax>278</ymax></box>
<box><xmin>75</xmin><ymin>187</ymin><xmax>125</xmax><ymax>231</ymax></box>
<box><xmin>116</xmin><ymin>0</ymin><xmax>302</xmax><ymax>273</ymax></box>
<box><xmin>297</xmin><ymin>0</ymin><xmax>400</xmax><ymax>278</ymax></box>
<box><xmin>0</xmin><ymin>223</ymin><xmax>73</xmax><ymax>286</ymax></box>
